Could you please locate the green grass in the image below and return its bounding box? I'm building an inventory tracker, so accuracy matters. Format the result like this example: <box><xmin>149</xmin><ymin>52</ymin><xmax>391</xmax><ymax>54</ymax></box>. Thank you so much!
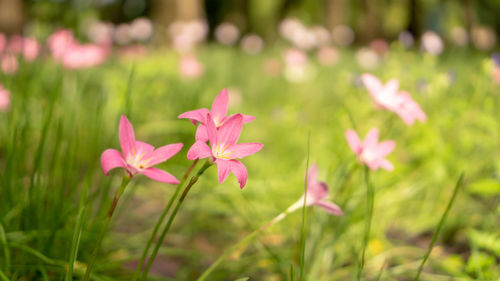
<box><xmin>0</xmin><ymin>44</ymin><xmax>499</xmax><ymax>280</ymax></box>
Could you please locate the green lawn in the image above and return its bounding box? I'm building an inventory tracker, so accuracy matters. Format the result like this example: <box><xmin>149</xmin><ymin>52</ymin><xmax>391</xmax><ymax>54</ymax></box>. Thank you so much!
<box><xmin>0</xmin><ymin>45</ymin><xmax>499</xmax><ymax>280</ymax></box>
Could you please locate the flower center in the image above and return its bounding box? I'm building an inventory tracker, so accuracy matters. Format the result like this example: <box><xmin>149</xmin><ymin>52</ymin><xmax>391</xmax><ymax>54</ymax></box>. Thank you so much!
<box><xmin>212</xmin><ymin>143</ymin><xmax>233</xmax><ymax>159</ymax></box>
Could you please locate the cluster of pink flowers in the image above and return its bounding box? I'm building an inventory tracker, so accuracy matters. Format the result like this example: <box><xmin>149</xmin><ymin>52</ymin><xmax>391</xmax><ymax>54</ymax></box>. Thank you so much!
<box><xmin>344</xmin><ymin>73</ymin><xmax>426</xmax><ymax>172</ymax></box>
<box><xmin>0</xmin><ymin>34</ymin><xmax>41</xmax><ymax>74</ymax></box>
<box><xmin>48</xmin><ymin>29</ymin><xmax>110</xmax><ymax>69</ymax></box>
<box><xmin>101</xmin><ymin>89</ymin><xmax>263</xmax><ymax>189</ymax></box>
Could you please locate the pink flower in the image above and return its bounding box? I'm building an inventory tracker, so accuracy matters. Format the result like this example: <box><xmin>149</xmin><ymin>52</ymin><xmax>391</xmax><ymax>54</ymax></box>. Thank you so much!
<box><xmin>289</xmin><ymin>164</ymin><xmax>343</xmax><ymax>215</ymax></box>
<box><xmin>22</xmin><ymin>37</ymin><xmax>41</xmax><ymax>62</ymax></box>
<box><xmin>186</xmin><ymin>113</ymin><xmax>263</xmax><ymax>188</ymax></box>
<box><xmin>361</xmin><ymin>73</ymin><xmax>426</xmax><ymax>125</ymax></box>
<box><xmin>179</xmin><ymin>54</ymin><xmax>204</xmax><ymax>78</ymax></box>
<box><xmin>48</xmin><ymin>29</ymin><xmax>76</xmax><ymax>62</ymax></box>
<box><xmin>0</xmin><ymin>84</ymin><xmax>10</xmax><ymax>112</ymax></box>
<box><xmin>178</xmin><ymin>89</ymin><xmax>254</xmax><ymax>142</ymax></box>
<box><xmin>7</xmin><ymin>35</ymin><xmax>23</xmax><ymax>54</ymax></box>
<box><xmin>100</xmin><ymin>115</ymin><xmax>183</xmax><ymax>184</ymax></box>
<box><xmin>61</xmin><ymin>44</ymin><xmax>109</xmax><ymax>69</ymax></box>
<box><xmin>345</xmin><ymin>128</ymin><xmax>395</xmax><ymax>171</ymax></box>
<box><xmin>1</xmin><ymin>54</ymin><xmax>18</xmax><ymax>74</ymax></box>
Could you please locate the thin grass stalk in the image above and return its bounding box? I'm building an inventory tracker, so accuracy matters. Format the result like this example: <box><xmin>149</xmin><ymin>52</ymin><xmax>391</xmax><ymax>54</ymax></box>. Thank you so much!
<box><xmin>0</xmin><ymin>224</ymin><xmax>10</xmax><ymax>274</ymax></box>
<box><xmin>299</xmin><ymin>132</ymin><xmax>311</xmax><ymax>281</ymax></box>
<box><xmin>141</xmin><ymin>160</ymin><xmax>212</xmax><ymax>281</ymax></box>
<box><xmin>83</xmin><ymin>175</ymin><xmax>131</xmax><ymax>281</ymax></box>
<box><xmin>0</xmin><ymin>269</ymin><xmax>10</xmax><ymax>281</ymax></box>
<box><xmin>413</xmin><ymin>173</ymin><xmax>464</xmax><ymax>281</ymax></box>
<box><xmin>132</xmin><ymin>159</ymin><xmax>199</xmax><ymax>281</ymax></box>
<box><xmin>357</xmin><ymin>166</ymin><xmax>374</xmax><ymax>281</ymax></box>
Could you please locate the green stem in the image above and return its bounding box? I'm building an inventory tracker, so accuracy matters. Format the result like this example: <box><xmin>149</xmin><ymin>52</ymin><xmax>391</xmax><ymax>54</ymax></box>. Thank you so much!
<box><xmin>299</xmin><ymin>132</ymin><xmax>311</xmax><ymax>281</ymax></box>
<box><xmin>141</xmin><ymin>160</ymin><xmax>212</xmax><ymax>281</ymax></box>
<box><xmin>83</xmin><ymin>175</ymin><xmax>130</xmax><ymax>281</ymax></box>
<box><xmin>413</xmin><ymin>173</ymin><xmax>464</xmax><ymax>281</ymax></box>
<box><xmin>132</xmin><ymin>159</ymin><xmax>199</xmax><ymax>281</ymax></box>
<box><xmin>196</xmin><ymin>206</ymin><xmax>295</xmax><ymax>281</ymax></box>
<box><xmin>357</xmin><ymin>166</ymin><xmax>374</xmax><ymax>281</ymax></box>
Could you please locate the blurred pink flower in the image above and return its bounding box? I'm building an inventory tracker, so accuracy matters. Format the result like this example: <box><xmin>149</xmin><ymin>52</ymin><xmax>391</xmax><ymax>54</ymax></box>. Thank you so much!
<box><xmin>316</xmin><ymin>46</ymin><xmax>339</xmax><ymax>66</ymax></box>
<box><xmin>0</xmin><ymin>84</ymin><xmax>10</xmax><ymax>112</ymax></box>
<box><xmin>283</xmin><ymin>48</ymin><xmax>307</xmax><ymax>67</ymax></box>
<box><xmin>288</xmin><ymin>164</ymin><xmax>343</xmax><ymax>215</ymax></box>
<box><xmin>187</xmin><ymin>113</ymin><xmax>263</xmax><ymax>188</ymax></box>
<box><xmin>61</xmin><ymin>44</ymin><xmax>109</xmax><ymax>69</ymax></box>
<box><xmin>1</xmin><ymin>54</ymin><xmax>18</xmax><ymax>74</ymax></box>
<box><xmin>7</xmin><ymin>35</ymin><xmax>23</xmax><ymax>54</ymax></box>
<box><xmin>22</xmin><ymin>37</ymin><xmax>41</xmax><ymax>62</ymax></box>
<box><xmin>345</xmin><ymin>128</ymin><xmax>395</xmax><ymax>171</ymax></box>
<box><xmin>361</xmin><ymin>73</ymin><xmax>426</xmax><ymax>125</ymax></box>
<box><xmin>48</xmin><ymin>29</ymin><xmax>76</xmax><ymax>62</ymax></box>
<box><xmin>179</xmin><ymin>54</ymin><xmax>204</xmax><ymax>78</ymax></box>
<box><xmin>178</xmin><ymin>89</ymin><xmax>254</xmax><ymax>142</ymax></box>
<box><xmin>101</xmin><ymin>115</ymin><xmax>183</xmax><ymax>184</ymax></box>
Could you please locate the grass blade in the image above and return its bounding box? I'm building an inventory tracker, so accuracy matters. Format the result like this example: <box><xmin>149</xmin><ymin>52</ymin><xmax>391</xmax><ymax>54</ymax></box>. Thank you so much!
<box><xmin>413</xmin><ymin>173</ymin><xmax>464</xmax><ymax>281</ymax></box>
<box><xmin>299</xmin><ymin>131</ymin><xmax>311</xmax><ymax>281</ymax></box>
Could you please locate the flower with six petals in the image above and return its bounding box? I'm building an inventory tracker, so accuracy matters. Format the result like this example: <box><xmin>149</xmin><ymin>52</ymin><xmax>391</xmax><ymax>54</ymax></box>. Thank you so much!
<box><xmin>101</xmin><ymin>115</ymin><xmax>183</xmax><ymax>184</ymax></box>
<box><xmin>345</xmin><ymin>128</ymin><xmax>395</xmax><ymax>171</ymax></box>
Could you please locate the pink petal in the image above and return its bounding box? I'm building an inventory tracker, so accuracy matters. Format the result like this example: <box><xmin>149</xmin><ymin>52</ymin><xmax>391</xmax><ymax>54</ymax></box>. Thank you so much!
<box><xmin>377</xmin><ymin>140</ymin><xmax>395</xmax><ymax>157</ymax></box>
<box><xmin>361</xmin><ymin>73</ymin><xmax>383</xmax><ymax>94</ymax></box>
<box><xmin>229</xmin><ymin>143</ymin><xmax>263</xmax><ymax>159</ymax></box>
<box><xmin>308</xmin><ymin>164</ymin><xmax>318</xmax><ymax>185</ymax></box>
<box><xmin>216</xmin><ymin>158</ymin><xmax>231</xmax><ymax>184</ymax></box>
<box><xmin>242</xmin><ymin>114</ymin><xmax>255</xmax><ymax>124</ymax></box>
<box><xmin>230</xmin><ymin>160</ymin><xmax>248</xmax><ymax>188</ymax></box>
<box><xmin>210</xmin><ymin>89</ymin><xmax>229</xmax><ymax>124</ymax></box>
<box><xmin>217</xmin><ymin>113</ymin><xmax>243</xmax><ymax>147</ymax></box>
<box><xmin>345</xmin><ymin>129</ymin><xmax>362</xmax><ymax>154</ymax></box>
<box><xmin>363</xmin><ymin>128</ymin><xmax>379</xmax><ymax>148</ymax></box>
<box><xmin>101</xmin><ymin>149</ymin><xmax>126</xmax><ymax>175</ymax></box>
<box><xmin>205</xmin><ymin>113</ymin><xmax>218</xmax><ymax>147</ymax></box>
<box><xmin>141</xmin><ymin>167</ymin><xmax>180</xmax><ymax>184</ymax></box>
<box><xmin>307</xmin><ymin>181</ymin><xmax>329</xmax><ymax>202</ymax></box>
<box><xmin>315</xmin><ymin>200</ymin><xmax>343</xmax><ymax>216</ymax></box>
<box><xmin>195</xmin><ymin>124</ymin><xmax>209</xmax><ymax>142</ymax></box>
<box><xmin>378</xmin><ymin>159</ymin><xmax>394</xmax><ymax>171</ymax></box>
<box><xmin>385</xmin><ymin>79</ymin><xmax>400</xmax><ymax>94</ymax></box>
<box><xmin>187</xmin><ymin>141</ymin><xmax>212</xmax><ymax>160</ymax></box>
<box><xmin>119</xmin><ymin>115</ymin><xmax>136</xmax><ymax>158</ymax></box>
<box><xmin>144</xmin><ymin>143</ymin><xmax>183</xmax><ymax>167</ymax></box>
<box><xmin>178</xmin><ymin>108</ymin><xmax>210</xmax><ymax>125</ymax></box>
<box><xmin>135</xmin><ymin>141</ymin><xmax>155</xmax><ymax>157</ymax></box>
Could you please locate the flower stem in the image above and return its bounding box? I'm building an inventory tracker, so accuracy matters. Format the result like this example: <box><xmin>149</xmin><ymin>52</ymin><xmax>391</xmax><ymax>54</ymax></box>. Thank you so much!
<box><xmin>413</xmin><ymin>173</ymin><xmax>464</xmax><ymax>281</ymax></box>
<box><xmin>141</xmin><ymin>160</ymin><xmax>212</xmax><ymax>281</ymax></box>
<box><xmin>132</xmin><ymin>159</ymin><xmax>199</xmax><ymax>281</ymax></box>
<box><xmin>357</xmin><ymin>166</ymin><xmax>374</xmax><ymax>281</ymax></box>
<box><xmin>196</xmin><ymin>206</ymin><xmax>294</xmax><ymax>281</ymax></box>
<box><xmin>299</xmin><ymin>132</ymin><xmax>311</xmax><ymax>281</ymax></box>
<box><xmin>83</xmin><ymin>175</ymin><xmax>130</xmax><ymax>281</ymax></box>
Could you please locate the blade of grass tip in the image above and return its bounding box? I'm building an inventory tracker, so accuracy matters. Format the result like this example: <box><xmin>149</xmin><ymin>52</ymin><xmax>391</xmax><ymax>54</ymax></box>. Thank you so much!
<box><xmin>65</xmin><ymin>181</ymin><xmax>89</xmax><ymax>281</ymax></box>
<box><xmin>357</xmin><ymin>166</ymin><xmax>374</xmax><ymax>281</ymax></box>
<box><xmin>0</xmin><ymin>224</ymin><xmax>10</xmax><ymax>274</ymax></box>
<box><xmin>299</xmin><ymin>131</ymin><xmax>311</xmax><ymax>281</ymax></box>
<box><xmin>124</xmin><ymin>65</ymin><xmax>136</xmax><ymax>117</ymax></box>
<box><xmin>290</xmin><ymin>264</ymin><xmax>295</xmax><ymax>281</ymax></box>
<box><xmin>413</xmin><ymin>173</ymin><xmax>464</xmax><ymax>281</ymax></box>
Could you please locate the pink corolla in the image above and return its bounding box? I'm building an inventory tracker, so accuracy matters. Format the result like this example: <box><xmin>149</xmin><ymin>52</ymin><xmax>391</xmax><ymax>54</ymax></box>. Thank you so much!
<box><xmin>22</xmin><ymin>37</ymin><xmax>41</xmax><ymax>62</ymax></box>
<box><xmin>62</xmin><ymin>44</ymin><xmax>109</xmax><ymax>69</ymax></box>
<box><xmin>1</xmin><ymin>54</ymin><xmax>18</xmax><ymax>74</ymax></box>
<box><xmin>361</xmin><ymin>73</ymin><xmax>426</xmax><ymax>125</ymax></box>
<box><xmin>0</xmin><ymin>84</ymin><xmax>10</xmax><ymax>112</ymax></box>
<box><xmin>288</xmin><ymin>165</ymin><xmax>343</xmax><ymax>215</ymax></box>
<box><xmin>345</xmin><ymin>128</ymin><xmax>395</xmax><ymax>171</ymax></box>
<box><xmin>179</xmin><ymin>54</ymin><xmax>204</xmax><ymax>78</ymax></box>
<box><xmin>178</xmin><ymin>89</ymin><xmax>254</xmax><ymax>142</ymax></box>
<box><xmin>48</xmin><ymin>29</ymin><xmax>76</xmax><ymax>62</ymax></box>
<box><xmin>186</xmin><ymin>113</ymin><xmax>263</xmax><ymax>188</ymax></box>
<box><xmin>101</xmin><ymin>115</ymin><xmax>183</xmax><ymax>184</ymax></box>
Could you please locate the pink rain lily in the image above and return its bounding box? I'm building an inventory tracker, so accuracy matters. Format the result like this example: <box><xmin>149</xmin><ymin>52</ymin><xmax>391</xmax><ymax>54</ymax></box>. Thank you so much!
<box><xmin>361</xmin><ymin>73</ymin><xmax>426</xmax><ymax>125</ymax></box>
<box><xmin>288</xmin><ymin>164</ymin><xmax>343</xmax><ymax>215</ymax></box>
<box><xmin>61</xmin><ymin>44</ymin><xmax>109</xmax><ymax>69</ymax></box>
<box><xmin>0</xmin><ymin>84</ymin><xmax>10</xmax><ymax>112</ymax></box>
<box><xmin>178</xmin><ymin>89</ymin><xmax>255</xmax><ymax>142</ymax></box>
<box><xmin>101</xmin><ymin>115</ymin><xmax>183</xmax><ymax>184</ymax></box>
<box><xmin>345</xmin><ymin>128</ymin><xmax>395</xmax><ymax>171</ymax></box>
<box><xmin>22</xmin><ymin>37</ymin><xmax>41</xmax><ymax>62</ymax></box>
<box><xmin>186</xmin><ymin>113</ymin><xmax>263</xmax><ymax>188</ymax></box>
<box><xmin>1</xmin><ymin>54</ymin><xmax>18</xmax><ymax>75</ymax></box>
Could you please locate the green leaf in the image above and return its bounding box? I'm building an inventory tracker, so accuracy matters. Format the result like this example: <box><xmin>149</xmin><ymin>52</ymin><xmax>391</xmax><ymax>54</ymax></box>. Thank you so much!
<box><xmin>467</xmin><ymin>179</ymin><xmax>500</xmax><ymax>197</ymax></box>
